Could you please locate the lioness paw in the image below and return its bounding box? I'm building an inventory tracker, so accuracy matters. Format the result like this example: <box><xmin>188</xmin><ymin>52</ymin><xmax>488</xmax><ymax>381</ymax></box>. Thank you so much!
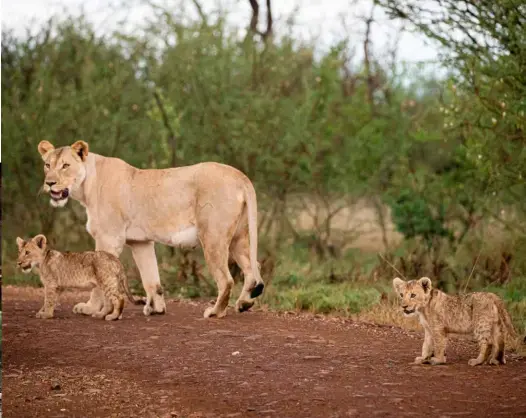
<box><xmin>143</xmin><ymin>304</ymin><xmax>154</xmax><ymax>316</ymax></box>
<box><xmin>414</xmin><ymin>356</ymin><xmax>429</xmax><ymax>364</ymax></box>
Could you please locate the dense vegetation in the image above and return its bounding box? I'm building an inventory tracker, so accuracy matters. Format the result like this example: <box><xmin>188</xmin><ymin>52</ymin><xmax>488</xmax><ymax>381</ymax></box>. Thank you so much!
<box><xmin>2</xmin><ymin>1</ymin><xmax>525</xmax><ymax>332</ymax></box>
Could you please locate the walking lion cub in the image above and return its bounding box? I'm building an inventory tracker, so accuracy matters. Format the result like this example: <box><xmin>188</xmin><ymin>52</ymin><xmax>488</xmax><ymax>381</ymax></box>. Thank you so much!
<box><xmin>393</xmin><ymin>276</ymin><xmax>521</xmax><ymax>366</ymax></box>
<box><xmin>16</xmin><ymin>234</ymin><xmax>142</xmax><ymax>321</ymax></box>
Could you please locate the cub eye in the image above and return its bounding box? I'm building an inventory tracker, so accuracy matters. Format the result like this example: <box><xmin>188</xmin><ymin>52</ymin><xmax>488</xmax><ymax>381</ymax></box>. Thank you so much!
<box><xmin>62</xmin><ymin>163</ymin><xmax>70</xmax><ymax>169</ymax></box>
<box><xmin>410</xmin><ymin>293</ymin><xmax>416</xmax><ymax>298</ymax></box>
<box><xmin>399</xmin><ymin>293</ymin><xmax>403</xmax><ymax>297</ymax></box>
<box><xmin>45</xmin><ymin>163</ymin><xmax>50</xmax><ymax>169</ymax></box>
<box><xmin>25</xmin><ymin>250</ymin><xmax>30</xmax><ymax>255</ymax></box>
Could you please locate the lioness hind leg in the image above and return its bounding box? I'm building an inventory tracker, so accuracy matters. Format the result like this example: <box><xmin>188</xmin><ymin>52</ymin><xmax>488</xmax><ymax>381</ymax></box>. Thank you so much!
<box><xmin>230</xmin><ymin>234</ymin><xmax>257</xmax><ymax>313</ymax></box>
<box><xmin>201</xmin><ymin>240</ymin><xmax>234</xmax><ymax>319</ymax></box>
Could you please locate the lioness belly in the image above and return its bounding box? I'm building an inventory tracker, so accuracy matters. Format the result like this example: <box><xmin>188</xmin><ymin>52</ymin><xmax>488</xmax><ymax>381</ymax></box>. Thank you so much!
<box><xmin>126</xmin><ymin>225</ymin><xmax>200</xmax><ymax>248</ymax></box>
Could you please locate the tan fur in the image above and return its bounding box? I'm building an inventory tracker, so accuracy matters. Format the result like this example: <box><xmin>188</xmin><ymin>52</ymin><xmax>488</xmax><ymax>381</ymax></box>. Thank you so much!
<box><xmin>16</xmin><ymin>234</ymin><xmax>135</xmax><ymax>321</ymax></box>
<box><xmin>393</xmin><ymin>276</ymin><xmax>518</xmax><ymax>366</ymax></box>
<box><xmin>37</xmin><ymin>140</ymin><xmax>265</xmax><ymax>318</ymax></box>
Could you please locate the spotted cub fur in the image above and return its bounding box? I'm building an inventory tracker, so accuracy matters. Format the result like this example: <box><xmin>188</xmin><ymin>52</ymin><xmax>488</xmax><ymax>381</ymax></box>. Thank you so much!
<box><xmin>16</xmin><ymin>234</ymin><xmax>140</xmax><ymax>321</ymax></box>
<box><xmin>393</xmin><ymin>276</ymin><xmax>521</xmax><ymax>366</ymax></box>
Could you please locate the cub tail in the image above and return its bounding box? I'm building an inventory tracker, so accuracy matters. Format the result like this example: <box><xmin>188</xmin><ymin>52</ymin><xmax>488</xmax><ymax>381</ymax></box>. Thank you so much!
<box><xmin>119</xmin><ymin>269</ymin><xmax>146</xmax><ymax>305</ymax></box>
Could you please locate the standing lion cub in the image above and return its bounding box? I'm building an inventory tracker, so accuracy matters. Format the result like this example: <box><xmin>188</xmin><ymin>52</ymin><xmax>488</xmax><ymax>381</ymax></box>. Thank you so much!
<box><xmin>16</xmin><ymin>234</ymin><xmax>142</xmax><ymax>321</ymax></box>
<box><xmin>393</xmin><ymin>276</ymin><xmax>521</xmax><ymax>366</ymax></box>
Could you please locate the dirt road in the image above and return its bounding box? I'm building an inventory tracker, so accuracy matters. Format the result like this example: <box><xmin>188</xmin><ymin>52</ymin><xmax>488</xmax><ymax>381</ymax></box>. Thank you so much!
<box><xmin>2</xmin><ymin>286</ymin><xmax>526</xmax><ymax>418</ymax></box>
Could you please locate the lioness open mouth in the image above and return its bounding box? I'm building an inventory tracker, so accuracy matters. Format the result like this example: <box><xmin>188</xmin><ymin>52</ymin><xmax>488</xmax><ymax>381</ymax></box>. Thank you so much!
<box><xmin>50</xmin><ymin>188</ymin><xmax>69</xmax><ymax>201</ymax></box>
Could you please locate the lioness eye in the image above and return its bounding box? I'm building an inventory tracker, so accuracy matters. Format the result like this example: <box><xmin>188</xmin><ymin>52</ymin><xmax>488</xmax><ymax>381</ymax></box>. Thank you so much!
<box><xmin>399</xmin><ymin>293</ymin><xmax>403</xmax><ymax>297</ymax></box>
<box><xmin>410</xmin><ymin>293</ymin><xmax>416</xmax><ymax>298</ymax></box>
<box><xmin>25</xmin><ymin>250</ymin><xmax>30</xmax><ymax>255</ymax></box>
<box><xmin>62</xmin><ymin>163</ymin><xmax>70</xmax><ymax>169</ymax></box>
<box><xmin>45</xmin><ymin>163</ymin><xmax>50</xmax><ymax>168</ymax></box>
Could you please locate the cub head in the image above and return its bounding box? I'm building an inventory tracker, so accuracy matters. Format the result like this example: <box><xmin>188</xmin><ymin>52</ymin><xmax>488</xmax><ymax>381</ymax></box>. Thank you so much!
<box><xmin>392</xmin><ymin>276</ymin><xmax>432</xmax><ymax>317</ymax></box>
<box><xmin>16</xmin><ymin>235</ymin><xmax>48</xmax><ymax>273</ymax></box>
<box><xmin>37</xmin><ymin>140</ymin><xmax>89</xmax><ymax>208</ymax></box>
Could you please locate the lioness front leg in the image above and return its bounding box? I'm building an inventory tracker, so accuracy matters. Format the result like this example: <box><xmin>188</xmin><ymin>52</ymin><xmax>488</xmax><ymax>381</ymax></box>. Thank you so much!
<box><xmin>415</xmin><ymin>328</ymin><xmax>434</xmax><ymax>364</ymax></box>
<box><xmin>36</xmin><ymin>285</ymin><xmax>58</xmax><ymax>319</ymax></box>
<box><xmin>129</xmin><ymin>241</ymin><xmax>166</xmax><ymax>316</ymax></box>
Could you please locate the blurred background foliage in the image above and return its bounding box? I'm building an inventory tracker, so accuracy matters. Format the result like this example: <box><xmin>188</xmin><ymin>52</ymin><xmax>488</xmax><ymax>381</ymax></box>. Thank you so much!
<box><xmin>2</xmin><ymin>0</ymin><xmax>525</xmax><ymax>331</ymax></box>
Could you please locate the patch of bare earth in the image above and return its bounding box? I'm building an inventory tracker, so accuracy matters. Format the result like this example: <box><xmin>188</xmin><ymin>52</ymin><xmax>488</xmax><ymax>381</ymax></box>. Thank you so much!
<box><xmin>2</xmin><ymin>286</ymin><xmax>526</xmax><ymax>418</ymax></box>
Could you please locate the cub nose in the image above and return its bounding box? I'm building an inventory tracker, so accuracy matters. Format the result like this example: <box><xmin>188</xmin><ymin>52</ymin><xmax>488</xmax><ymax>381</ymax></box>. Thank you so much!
<box><xmin>46</xmin><ymin>181</ymin><xmax>57</xmax><ymax>187</ymax></box>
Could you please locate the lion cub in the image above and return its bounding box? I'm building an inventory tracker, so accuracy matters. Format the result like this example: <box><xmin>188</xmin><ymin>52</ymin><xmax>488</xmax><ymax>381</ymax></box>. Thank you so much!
<box><xmin>393</xmin><ymin>276</ymin><xmax>520</xmax><ymax>366</ymax></box>
<box><xmin>16</xmin><ymin>234</ymin><xmax>138</xmax><ymax>321</ymax></box>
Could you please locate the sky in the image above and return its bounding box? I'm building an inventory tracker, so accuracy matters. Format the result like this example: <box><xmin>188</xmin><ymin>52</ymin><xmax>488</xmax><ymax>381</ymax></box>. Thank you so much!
<box><xmin>2</xmin><ymin>0</ymin><xmax>440</xmax><ymax>63</ymax></box>
<box><xmin>0</xmin><ymin>0</ymin><xmax>442</xmax><ymax>163</ymax></box>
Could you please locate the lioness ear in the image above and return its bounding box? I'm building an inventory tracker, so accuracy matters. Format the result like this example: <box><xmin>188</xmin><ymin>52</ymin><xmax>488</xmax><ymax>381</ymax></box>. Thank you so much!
<box><xmin>16</xmin><ymin>237</ymin><xmax>25</xmax><ymax>249</ymax></box>
<box><xmin>38</xmin><ymin>140</ymin><xmax>55</xmax><ymax>158</ymax></box>
<box><xmin>418</xmin><ymin>277</ymin><xmax>432</xmax><ymax>293</ymax></box>
<box><xmin>393</xmin><ymin>277</ymin><xmax>405</xmax><ymax>294</ymax></box>
<box><xmin>71</xmin><ymin>140</ymin><xmax>89</xmax><ymax>161</ymax></box>
<box><xmin>32</xmin><ymin>234</ymin><xmax>47</xmax><ymax>249</ymax></box>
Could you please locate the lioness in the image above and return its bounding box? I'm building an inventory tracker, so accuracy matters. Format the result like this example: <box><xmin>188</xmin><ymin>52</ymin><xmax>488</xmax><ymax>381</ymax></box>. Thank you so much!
<box><xmin>37</xmin><ymin>140</ymin><xmax>265</xmax><ymax>318</ymax></box>
<box><xmin>16</xmin><ymin>234</ymin><xmax>139</xmax><ymax>320</ymax></box>
<box><xmin>393</xmin><ymin>276</ymin><xmax>520</xmax><ymax>366</ymax></box>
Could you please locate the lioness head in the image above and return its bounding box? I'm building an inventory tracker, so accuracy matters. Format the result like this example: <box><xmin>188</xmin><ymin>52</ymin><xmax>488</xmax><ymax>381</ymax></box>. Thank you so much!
<box><xmin>37</xmin><ymin>140</ymin><xmax>89</xmax><ymax>207</ymax></box>
<box><xmin>16</xmin><ymin>235</ymin><xmax>48</xmax><ymax>274</ymax></box>
<box><xmin>392</xmin><ymin>277</ymin><xmax>432</xmax><ymax>317</ymax></box>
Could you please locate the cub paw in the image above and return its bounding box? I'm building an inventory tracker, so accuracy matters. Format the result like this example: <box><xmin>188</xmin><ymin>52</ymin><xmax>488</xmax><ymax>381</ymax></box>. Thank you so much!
<box><xmin>487</xmin><ymin>358</ymin><xmax>501</xmax><ymax>366</ymax></box>
<box><xmin>36</xmin><ymin>311</ymin><xmax>54</xmax><ymax>319</ymax></box>
<box><xmin>73</xmin><ymin>303</ymin><xmax>90</xmax><ymax>315</ymax></box>
<box><xmin>468</xmin><ymin>358</ymin><xmax>483</xmax><ymax>366</ymax></box>
<box><xmin>429</xmin><ymin>357</ymin><xmax>446</xmax><ymax>366</ymax></box>
<box><xmin>414</xmin><ymin>356</ymin><xmax>429</xmax><ymax>364</ymax></box>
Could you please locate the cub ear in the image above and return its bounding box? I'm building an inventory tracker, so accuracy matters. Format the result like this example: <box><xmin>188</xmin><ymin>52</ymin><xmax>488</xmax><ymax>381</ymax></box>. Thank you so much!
<box><xmin>16</xmin><ymin>237</ymin><xmax>25</xmax><ymax>249</ymax></box>
<box><xmin>71</xmin><ymin>140</ymin><xmax>89</xmax><ymax>161</ymax></box>
<box><xmin>32</xmin><ymin>234</ymin><xmax>47</xmax><ymax>249</ymax></box>
<box><xmin>38</xmin><ymin>141</ymin><xmax>55</xmax><ymax>158</ymax></box>
<box><xmin>393</xmin><ymin>277</ymin><xmax>405</xmax><ymax>294</ymax></box>
<box><xmin>418</xmin><ymin>276</ymin><xmax>432</xmax><ymax>293</ymax></box>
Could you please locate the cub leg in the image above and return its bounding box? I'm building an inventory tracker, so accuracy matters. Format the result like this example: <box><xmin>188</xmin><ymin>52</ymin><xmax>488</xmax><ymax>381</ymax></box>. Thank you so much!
<box><xmin>488</xmin><ymin>323</ymin><xmax>506</xmax><ymax>365</ymax></box>
<box><xmin>104</xmin><ymin>295</ymin><xmax>124</xmax><ymax>321</ymax></box>
<box><xmin>415</xmin><ymin>328</ymin><xmax>434</xmax><ymax>364</ymax></box>
<box><xmin>429</xmin><ymin>328</ymin><xmax>447</xmax><ymax>365</ymax></box>
<box><xmin>36</xmin><ymin>285</ymin><xmax>58</xmax><ymax>319</ymax></box>
<box><xmin>75</xmin><ymin>236</ymin><xmax>125</xmax><ymax>315</ymax></box>
<box><xmin>469</xmin><ymin>320</ymin><xmax>493</xmax><ymax>366</ymax></box>
<box><xmin>92</xmin><ymin>295</ymin><xmax>113</xmax><ymax>320</ymax></box>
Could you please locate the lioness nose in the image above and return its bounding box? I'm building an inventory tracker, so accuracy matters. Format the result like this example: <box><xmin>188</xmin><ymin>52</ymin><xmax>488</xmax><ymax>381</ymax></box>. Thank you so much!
<box><xmin>46</xmin><ymin>181</ymin><xmax>57</xmax><ymax>187</ymax></box>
